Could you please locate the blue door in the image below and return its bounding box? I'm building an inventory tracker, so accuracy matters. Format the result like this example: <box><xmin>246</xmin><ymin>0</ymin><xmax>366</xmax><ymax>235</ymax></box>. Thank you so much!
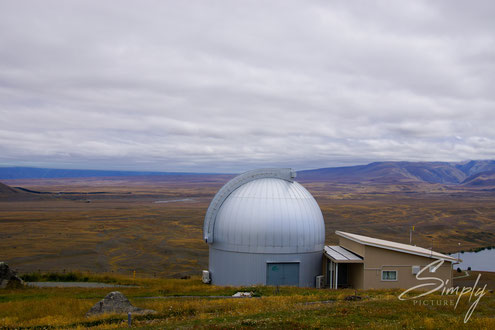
<box><xmin>266</xmin><ymin>263</ymin><xmax>299</xmax><ymax>286</ymax></box>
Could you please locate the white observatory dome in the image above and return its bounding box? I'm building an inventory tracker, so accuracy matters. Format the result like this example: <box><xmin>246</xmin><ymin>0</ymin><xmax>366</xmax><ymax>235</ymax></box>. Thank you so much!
<box><xmin>213</xmin><ymin>178</ymin><xmax>325</xmax><ymax>254</ymax></box>
<box><xmin>204</xmin><ymin>168</ymin><xmax>326</xmax><ymax>287</ymax></box>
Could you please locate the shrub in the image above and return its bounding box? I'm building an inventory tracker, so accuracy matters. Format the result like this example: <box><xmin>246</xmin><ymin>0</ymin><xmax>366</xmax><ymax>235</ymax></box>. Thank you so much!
<box><xmin>20</xmin><ymin>273</ymin><xmax>41</xmax><ymax>282</ymax></box>
<box><xmin>20</xmin><ymin>272</ymin><xmax>90</xmax><ymax>282</ymax></box>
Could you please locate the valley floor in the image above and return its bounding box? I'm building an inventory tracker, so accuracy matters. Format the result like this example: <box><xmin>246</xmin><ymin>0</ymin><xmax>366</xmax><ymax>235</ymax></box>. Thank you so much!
<box><xmin>1</xmin><ymin>176</ymin><xmax>495</xmax><ymax>277</ymax></box>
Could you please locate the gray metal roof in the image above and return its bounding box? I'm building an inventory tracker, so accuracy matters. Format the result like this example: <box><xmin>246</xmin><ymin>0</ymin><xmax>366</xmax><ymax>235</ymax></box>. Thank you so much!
<box><xmin>205</xmin><ymin>169</ymin><xmax>325</xmax><ymax>254</ymax></box>
<box><xmin>203</xmin><ymin>168</ymin><xmax>296</xmax><ymax>243</ymax></box>
<box><xmin>324</xmin><ymin>245</ymin><xmax>363</xmax><ymax>263</ymax></box>
<box><xmin>336</xmin><ymin>231</ymin><xmax>459</xmax><ymax>262</ymax></box>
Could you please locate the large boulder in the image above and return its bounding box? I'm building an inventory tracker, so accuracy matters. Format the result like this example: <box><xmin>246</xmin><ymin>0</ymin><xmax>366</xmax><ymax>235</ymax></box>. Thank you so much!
<box><xmin>0</xmin><ymin>262</ymin><xmax>24</xmax><ymax>289</ymax></box>
<box><xmin>86</xmin><ymin>291</ymin><xmax>155</xmax><ymax>317</ymax></box>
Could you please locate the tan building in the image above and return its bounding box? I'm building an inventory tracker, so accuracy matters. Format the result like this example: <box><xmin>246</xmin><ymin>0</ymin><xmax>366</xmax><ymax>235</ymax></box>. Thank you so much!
<box><xmin>322</xmin><ymin>231</ymin><xmax>459</xmax><ymax>289</ymax></box>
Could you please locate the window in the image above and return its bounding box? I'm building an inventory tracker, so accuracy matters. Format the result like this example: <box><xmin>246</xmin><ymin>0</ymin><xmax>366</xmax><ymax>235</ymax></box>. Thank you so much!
<box><xmin>381</xmin><ymin>270</ymin><xmax>398</xmax><ymax>281</ymax></box>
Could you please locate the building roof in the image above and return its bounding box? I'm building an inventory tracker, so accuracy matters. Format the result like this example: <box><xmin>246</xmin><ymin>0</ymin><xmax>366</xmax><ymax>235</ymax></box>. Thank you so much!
<box><xmin>204</xmin><ymin>168</ymin><xmax>296</xmax><ymax>243</ymax></box>
<box><xmin>207</xmin><ymin>173</ymin><xmax>325</xmax><ymax>254</ymax></box>
<box><xmin>336</xmin><ymin>231</ymin><xmax>459</xmax><ymax>262</ymax></box>
<box><xmin>324</xmin><ymin>245</ymin><xmax>363</xmax><ymax>263</ymax></box>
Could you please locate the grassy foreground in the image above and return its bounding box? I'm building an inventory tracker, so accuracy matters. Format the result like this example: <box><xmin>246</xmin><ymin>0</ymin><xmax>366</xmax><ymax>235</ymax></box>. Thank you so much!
<box><xmin>1</xmin><ymin>273</ymin><xmax>494</xmax><ymax>329</ymax></box>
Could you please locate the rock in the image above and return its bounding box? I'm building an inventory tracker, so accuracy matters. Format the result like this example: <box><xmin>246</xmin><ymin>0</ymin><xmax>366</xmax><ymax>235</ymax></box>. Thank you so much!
<box><xmin>86</xmin><ymin>291</ymin><xmax>155</xmax><ymax>317</ymax></box>
<box><xmin>232</xmin><ymin>291</ymin><xmax>253</xmax><ymax>298</ymax></box>
<box><xmin>0</xmin><ymin>262</ymin><xmax>24</xmax><ymax>289</ymax></box>
<box><xmin>344</xmin><ymin>295</ymin><xmax>362</xmax><ymax>301</ymax></box>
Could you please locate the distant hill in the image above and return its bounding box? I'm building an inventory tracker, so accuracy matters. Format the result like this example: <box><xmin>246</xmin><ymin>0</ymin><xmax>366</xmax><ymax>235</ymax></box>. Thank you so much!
<box><xmin>2</xmin><ymin>161</ymin><xmax>495</xmax><ymax>186</ymax></box>
<box><xmin>0</xmin><ymin>182</ymin><xmax>20</xmax><ymax>195</ymax></box>
<box><xmin>0</xmin><ymin>167</ymin><xmax>204</xmax><ymax>180</ymax></box>
<box><xmin>298</xmin><ymin>160</ymin><xmax>495</xmax><ymax>185</ymax></box>
<box><xmin>462</xmin><ymin>170</ymin><xmax>495</xmax><ymax>187</ymax></box>
<box><xmin>0</xmin><ymin>181</ymin><xmax>41</xmax><ymax>200</ymax></box>
<box><xmin>455</xmin><ymin>160</ymin><xmax>495</xmax><ymax>177</ymax></box>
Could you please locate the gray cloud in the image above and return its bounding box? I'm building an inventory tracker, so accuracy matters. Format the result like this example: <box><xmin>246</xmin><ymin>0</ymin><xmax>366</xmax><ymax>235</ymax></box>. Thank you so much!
<box><xmin>0</xmin><ymin>0</ymin><xmax>494</xmax><ymax>172</ymax></box>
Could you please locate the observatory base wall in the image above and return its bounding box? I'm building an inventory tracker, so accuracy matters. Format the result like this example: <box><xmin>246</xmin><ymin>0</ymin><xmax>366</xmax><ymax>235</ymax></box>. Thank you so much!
<box><xmin>209</xmin><ymin>247</ymin><xmax>322</xmax><ymax>287</ymax></box>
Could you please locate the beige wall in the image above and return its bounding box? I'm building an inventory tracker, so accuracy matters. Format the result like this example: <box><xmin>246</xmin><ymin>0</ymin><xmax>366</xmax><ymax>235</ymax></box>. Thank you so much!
<box><xmin>362</xmin><ymin>245</ymin><xmax>453</xmax><ymax>290</ymax></box>
<box><xmin>323</xmin><ymin>241</ymin><xmax>454</xmax><ymax>290</ymax></box>
<box><xmin>321</xmin><ymin>255</ymin><xmax>327</xmax><ymax>283</ymax></box>
<box><xmin>348</xmin><ymin>263</ymin><xmax>364</xmax><ymax>289</ymax></box>
<box><xmin>339</xmin><ymin>237</ymin><xmax>365</xmax><ymax>257</ymax></box>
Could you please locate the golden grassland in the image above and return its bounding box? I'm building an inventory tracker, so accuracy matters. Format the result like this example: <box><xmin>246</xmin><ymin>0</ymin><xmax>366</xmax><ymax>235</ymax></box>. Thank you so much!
<box><xmin>1</xmin><ymin>176</ymin><xmax>495</xmax><ymax>277</ymax></box>
<box><xmin>1</xmin><ymin>273</ymin><xmax>495</xmax><ymax>329</ymax></box>
<box><xmin>1</xmin><ymin>175</ymin><xmax>495</xmax><ymax>328</ymax></box>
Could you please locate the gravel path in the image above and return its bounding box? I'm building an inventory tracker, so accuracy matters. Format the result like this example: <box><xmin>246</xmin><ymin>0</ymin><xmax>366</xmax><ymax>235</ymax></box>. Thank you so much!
<box><xmin>140</xmin><ymin>295</ymin><xmax>259</xmax><ymax>299</ymax></box>
<box><xmin>27</xmin><ymin>282</ymin><xmax>138</xmax><ymax>288</ymax></box>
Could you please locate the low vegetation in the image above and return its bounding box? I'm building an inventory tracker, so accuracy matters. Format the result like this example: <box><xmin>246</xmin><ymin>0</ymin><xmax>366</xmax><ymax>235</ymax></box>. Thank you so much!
<box><xmin>1</xmin><ymin>273</ymin><xmax>494</xmax><ymax>329</ymax></box>
<box><xmin>20</xmin><ymin>271</ymin><xmax>125</xmax><ymax>284</ymax></box>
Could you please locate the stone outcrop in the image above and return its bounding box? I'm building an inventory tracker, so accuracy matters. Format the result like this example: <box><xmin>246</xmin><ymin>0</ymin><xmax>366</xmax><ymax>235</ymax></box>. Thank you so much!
<box><xmin>232</xmin><ymin>291</ymin><xmax>253</xmax><ymax>298</ymax></box>
<box><xmin>86</xmin><ymin>291</ymin><xmax>155</xmax><ymax>316</ymax></box>
<box><xmin>0</xmin><ymin>262</ymin><xmax>24</xmax><ymax>289</ymax></box>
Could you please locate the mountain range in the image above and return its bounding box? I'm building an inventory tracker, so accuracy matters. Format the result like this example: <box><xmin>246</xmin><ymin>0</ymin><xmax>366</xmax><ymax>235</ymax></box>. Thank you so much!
<box><xmin>297</xmin><ymin>160</ymin><xmax>495</xmax><ymax>185</ymax></box>
<box><xmin>1</xmin><ymin>160</ymin><xmax>495</xmax><ymax>186</ymax></box>
<box><xmin>0</xmin><ymin>167</ymin><xmax>202</xmax><ymax>180</ymax></box>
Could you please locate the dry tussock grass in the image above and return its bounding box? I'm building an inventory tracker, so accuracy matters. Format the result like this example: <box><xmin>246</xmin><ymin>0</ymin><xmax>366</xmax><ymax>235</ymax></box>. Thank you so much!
<box><xmin>1</xmin><ymin>275</ymin><xmax>494</xmax><ymax>328</ymax></box>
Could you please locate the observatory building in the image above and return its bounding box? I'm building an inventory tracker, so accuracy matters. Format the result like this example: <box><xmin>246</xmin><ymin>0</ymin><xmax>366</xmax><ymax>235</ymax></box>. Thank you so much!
<box><xmin>203</xmin><ymin>168</ymin><xmax>325</xmax><ymax>287</ymax></box>
<box><xmin>203</xmin><ymin>168</ymin><xmax>458</xmax><ymax>289</ymax></box>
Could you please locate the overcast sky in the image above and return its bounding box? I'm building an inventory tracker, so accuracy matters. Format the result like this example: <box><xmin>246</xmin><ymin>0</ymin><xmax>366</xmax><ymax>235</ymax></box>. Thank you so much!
<box><xmin>0</xmin><ymin>1</ymin><xmax>494</xmax><ymax>172</ymax></box>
